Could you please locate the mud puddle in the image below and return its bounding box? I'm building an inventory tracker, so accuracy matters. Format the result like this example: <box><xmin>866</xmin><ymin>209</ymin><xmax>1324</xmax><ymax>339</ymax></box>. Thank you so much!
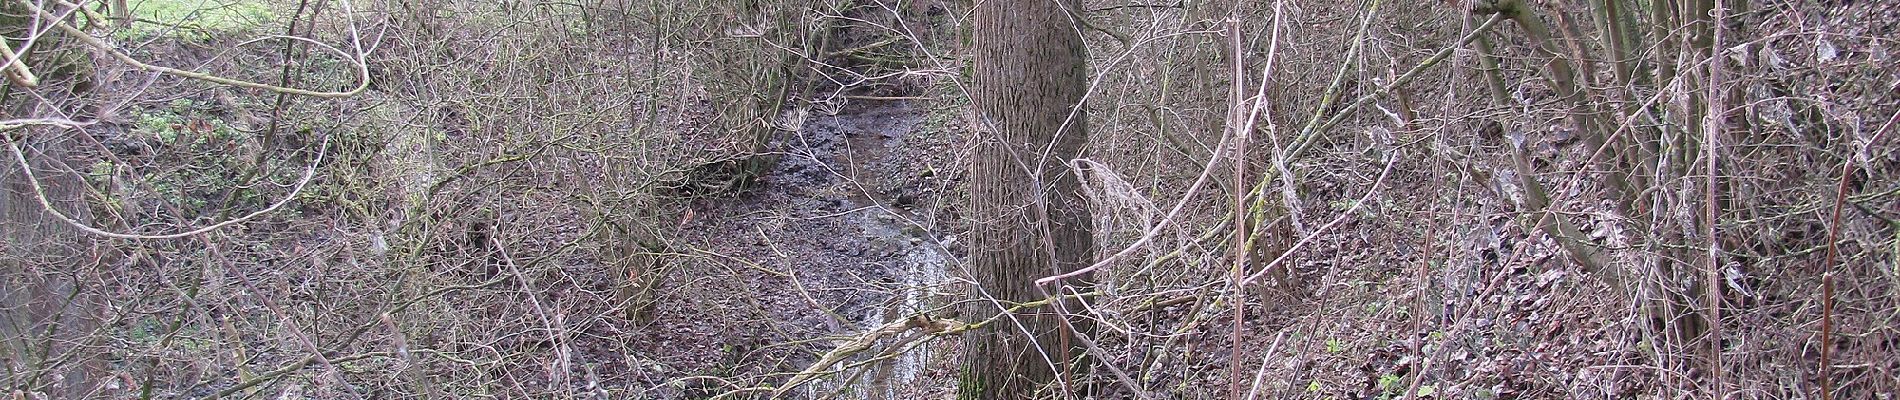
<box><xmin>650</xmin><ymin>100</ymin><xmax>958</xmax><ymax>399</ymax></box>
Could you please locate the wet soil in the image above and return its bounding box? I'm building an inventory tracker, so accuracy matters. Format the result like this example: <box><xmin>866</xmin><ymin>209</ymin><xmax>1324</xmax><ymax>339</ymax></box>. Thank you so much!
<box><xmin>628</xmin><ymin>100</ymin><xmax>962</xmax><ymax>399</ymax></box>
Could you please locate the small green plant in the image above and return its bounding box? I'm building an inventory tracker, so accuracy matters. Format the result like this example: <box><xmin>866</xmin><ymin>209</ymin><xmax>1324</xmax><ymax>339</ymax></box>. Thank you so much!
<box><xmin>1473</xmin><ymin>387</ymin><xmax>1496</xmax><ymax>400</ymax></box>
<box><xmin>137</xmin><ymin>112</ymin><xmax>182</xmax><ymax>144</ymax></box>
<box><xmin>1325</xmin><ymin>337</ymin><xmax>1344</xmax><ymax>353</ymax></box>
<box><xmin>86</xmin><ymin>161</ymin><xmax>115</xmax><ymax>183</ymax></box>
<box><xmin>1377</xmin><ymin>374</ymin><xmax>1401</xmax><ymax>389</ymax></box>
<box><xmin>1376</xmin><ymin>374</ymin><xmax>1402</xmax><ymax>399</ymax></box>
<box><xmin>124</xmin><ymin>317</ymin><xmax>165</xmax><ymax>345</ymax></box>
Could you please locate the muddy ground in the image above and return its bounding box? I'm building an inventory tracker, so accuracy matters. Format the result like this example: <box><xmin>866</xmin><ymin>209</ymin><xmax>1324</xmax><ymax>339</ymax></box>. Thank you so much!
<box><xmin>620</xmin><ymin>100</ymin><xmax>965</xmax><ymax>399</ymax></box>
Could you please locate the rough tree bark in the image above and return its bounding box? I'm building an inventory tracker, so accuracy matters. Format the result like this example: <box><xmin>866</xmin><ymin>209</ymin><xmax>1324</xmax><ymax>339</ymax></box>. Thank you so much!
<box><xmin>1</xmin><ymin>3</ymin><xmax>102</xmax><ymax>397</ymax></box>
<box><xmin>961</xmin><ymin>0</ymin><xmax>1094</xmax><ymax>398</ymax></box>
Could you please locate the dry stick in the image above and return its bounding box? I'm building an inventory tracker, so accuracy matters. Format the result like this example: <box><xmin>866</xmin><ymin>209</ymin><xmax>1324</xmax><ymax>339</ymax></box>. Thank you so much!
<box><xmin>1701</xmin><ymin>0</ymin><xmax>1729</xmax><ymax>396</ymax></box>
<box><xmin>1225</xmin><ymin>12</ymin><xmax>1250</xmax><ymax>400</ymax></box>
<box><xmin>1229</xmin><ymin>0</ymin><xmax>1290</xmax><ymax>396</ymax></box>
<box><xmin>1242</xmin><ymin>331</ymin><xmax>1288</xmax><ymax>400</ymax></box>
<box><xmin>1</xmin><ymin>35</ymin><xmax>37</xmax><ymax>87</ymax></box>
<box><xmin>1819</xmin><ymin>110</ymin><xmax>1900</xmax><ymax>400</ymax></box>
<box><xmin>1397</xmin><ymin>11</ymin><xmax>1480</xmax><ymax>400</ymax></box>
<box><xmin>1819</xmin><ymin>159</ymin><xmax>1849</xmax><ymax>400</ymax></box>
<box><xmin>493</xmin><ymin>230</ymin><xmax>578</xmax><ymax>397</ymax></box>
<box><xmin>1261</xmin><ymin>73</ymin><xmax>1305</xmax><ymax>235</ymax></box>
<box><xmin>1397</xmin><ymin>177</ymin><xmax>1456</xmax><ymax>400</ymax></box>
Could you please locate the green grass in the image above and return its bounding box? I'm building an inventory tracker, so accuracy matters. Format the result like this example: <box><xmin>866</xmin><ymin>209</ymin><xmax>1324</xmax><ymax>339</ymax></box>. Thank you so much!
<box><xmin>122</xmin><ymin>0</ymin><xmax>274</xmax><ymax>39</ymax></box>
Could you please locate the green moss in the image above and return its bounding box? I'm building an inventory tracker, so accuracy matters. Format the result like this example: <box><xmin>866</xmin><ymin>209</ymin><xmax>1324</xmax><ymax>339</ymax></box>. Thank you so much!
<box><xmin>955</xmin><ymin>369</ymin><xmax>984</xmax><ymax>400</ymax></box>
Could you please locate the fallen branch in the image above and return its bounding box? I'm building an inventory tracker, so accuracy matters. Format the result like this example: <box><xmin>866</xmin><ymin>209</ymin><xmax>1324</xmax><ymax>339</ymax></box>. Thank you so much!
<box><xmin>763</xmin><ymin>291</ymin><xmax>1106</xmax><ymax>398</ymax></box>
<box><xmin>772</xmin><ymin>314</ymin><xmax>964</xmax><ymax>398</ymax></box>
<box><xmin>1</xmin><ymin>35</ymin><xmax>38</xmax><ymax>87</ymax></box>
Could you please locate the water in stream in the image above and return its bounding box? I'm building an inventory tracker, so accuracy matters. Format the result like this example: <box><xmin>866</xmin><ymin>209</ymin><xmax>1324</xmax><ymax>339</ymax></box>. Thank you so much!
<box><xmin>665</xmin><ymin>100</ymin><xmax>960</xmax><ymax>399</ymax></box>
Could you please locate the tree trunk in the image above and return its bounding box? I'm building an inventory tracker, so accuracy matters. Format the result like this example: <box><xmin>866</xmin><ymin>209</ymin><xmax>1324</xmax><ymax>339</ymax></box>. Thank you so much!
<box><xmin>1</xmin><ymin>4</ymin><xmax>102</xmax><ymax>397</ymax></box>
<box><xmin>962</xmin><ymin>0</ymin><xmax>1094</xmax><ymax>398</ymax></box>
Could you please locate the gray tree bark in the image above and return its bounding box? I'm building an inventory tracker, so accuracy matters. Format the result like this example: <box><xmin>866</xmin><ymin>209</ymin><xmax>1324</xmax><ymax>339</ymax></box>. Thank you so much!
<box><xmin>2</xmin><ymin>4</ymin><xmax>103</xmax><ymax>397</ymax></box>
<box><xmin>961</xmin><ymin>0</ymin><xmax>1094</xmax><ymax>398</ymax></box>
